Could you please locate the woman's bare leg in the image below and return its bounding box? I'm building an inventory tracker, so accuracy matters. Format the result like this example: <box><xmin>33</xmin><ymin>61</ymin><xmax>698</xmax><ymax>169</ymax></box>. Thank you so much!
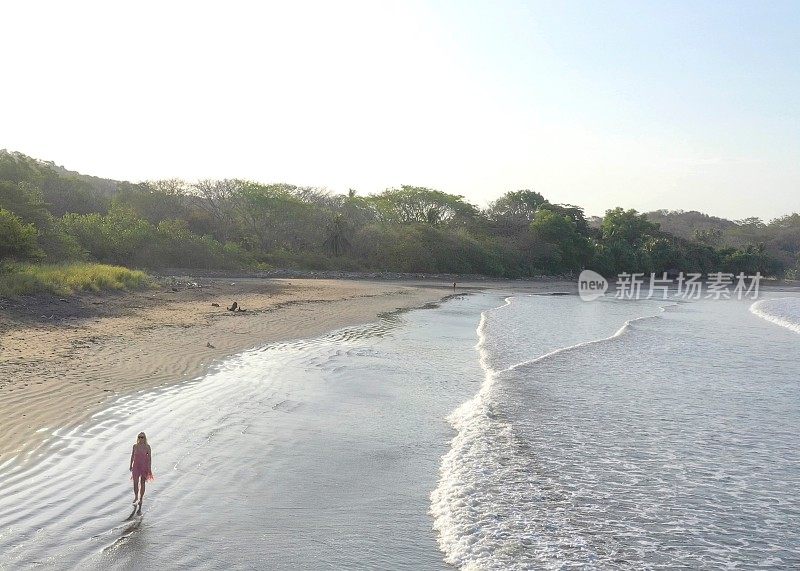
<box><xmin>138</xmin><ymin>476</ymin><xmax>146</xmax><ymax>503</ymax></box>
<box><xmin>133</xmin><ymin>477</ymin><xmax>139</xmax><ymax>504</ymax></box>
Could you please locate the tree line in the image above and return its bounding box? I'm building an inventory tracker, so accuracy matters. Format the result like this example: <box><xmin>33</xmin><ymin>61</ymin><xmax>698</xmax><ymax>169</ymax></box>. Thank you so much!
<box><xmin>0</xmin><ymin>150</ymin><xmax>794</xmax><ymax>278</ymax></box>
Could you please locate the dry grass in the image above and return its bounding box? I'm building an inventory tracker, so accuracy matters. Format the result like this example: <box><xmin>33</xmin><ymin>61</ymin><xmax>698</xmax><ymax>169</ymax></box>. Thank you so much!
<box><xmin>0</xmin><ymin>262</ymin><xmax>150</xmax><ymax>297</ymax></box>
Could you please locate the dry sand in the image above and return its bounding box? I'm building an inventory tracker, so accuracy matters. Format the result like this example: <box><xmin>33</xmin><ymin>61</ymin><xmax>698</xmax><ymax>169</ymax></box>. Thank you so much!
<box><xmin>0</xmin><ymin>278</ymin><xmax>459</xmax><ymax>464</ymax></box>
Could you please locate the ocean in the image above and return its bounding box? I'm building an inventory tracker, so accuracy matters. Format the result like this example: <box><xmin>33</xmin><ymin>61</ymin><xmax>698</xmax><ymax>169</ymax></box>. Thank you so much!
<box><xmin>1</xmin><ymin>291</ymin><xmax>799</xmax><ymax>569</ymax></box>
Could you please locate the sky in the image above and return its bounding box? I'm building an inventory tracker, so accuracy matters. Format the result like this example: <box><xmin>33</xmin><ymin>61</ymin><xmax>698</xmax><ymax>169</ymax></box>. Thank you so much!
<box><xmin>1</xmin><ymin>0</ymin><xmax>798</xmax><ymax>220</ymax></box>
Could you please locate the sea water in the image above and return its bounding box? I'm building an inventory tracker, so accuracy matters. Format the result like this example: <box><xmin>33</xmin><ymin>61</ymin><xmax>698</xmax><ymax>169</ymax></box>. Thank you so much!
<box><xmin>1</xmin><ymin>291</ymin><xmax>799</xmax><ymax>569</ymax></box>
<box><xmin>432</xmin><ymin>293</ymin><xmax>800</xmax><ymax>569</ymax></box>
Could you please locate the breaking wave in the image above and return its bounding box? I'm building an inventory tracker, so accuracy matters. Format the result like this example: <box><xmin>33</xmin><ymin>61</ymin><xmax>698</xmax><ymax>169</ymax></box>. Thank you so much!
<box><xmin>750</xmin><ymin>297</ymin><xmax>800</xmax><ymax>334</ymax></box>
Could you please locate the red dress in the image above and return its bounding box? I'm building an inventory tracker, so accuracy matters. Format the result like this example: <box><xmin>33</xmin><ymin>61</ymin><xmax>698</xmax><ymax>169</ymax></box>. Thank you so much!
<box><xmin>131</xmin><ymin>445</ymin><xmax>154</xmax><ymax>481</ymax></box>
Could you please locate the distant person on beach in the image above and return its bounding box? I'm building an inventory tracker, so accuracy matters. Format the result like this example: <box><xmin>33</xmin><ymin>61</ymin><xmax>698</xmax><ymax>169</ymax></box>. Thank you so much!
<box><xmin>129</xmin><ymin>432</ymin><xmax>154</xmax><ymax>511</ymax></box>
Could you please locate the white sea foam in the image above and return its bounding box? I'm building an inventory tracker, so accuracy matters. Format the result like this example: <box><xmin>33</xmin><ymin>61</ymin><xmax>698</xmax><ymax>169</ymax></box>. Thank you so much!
<box><xmin>431</xmin><ymin>295</ymin><xmax>800</xmax><ymax>569</ymax></box>
<box><xmin>429</xmin><ymin>298</ymin><xmax>673</xmax><ymax>569</ymax></box>
<box><xmin>750</xmin><ymin>297</ymin><xmax>800</xmax><ymax>333</ymax></box>
<box><xmin>429</xmin><ymin>297</ymin><xmax>515</xmax><ymax>569</ymax></box>
<box><xmin>431</xmin><ymin>298</ymin><xmax>677</xmax><ymax>569</ymax></box>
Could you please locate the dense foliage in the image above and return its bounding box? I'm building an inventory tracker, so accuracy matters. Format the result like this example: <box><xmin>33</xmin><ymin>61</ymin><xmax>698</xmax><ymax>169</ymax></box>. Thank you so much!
<box><xmin>0</xmin><ymin>150</ymin><xmax>794</xmax><ymax>278</ymax></box>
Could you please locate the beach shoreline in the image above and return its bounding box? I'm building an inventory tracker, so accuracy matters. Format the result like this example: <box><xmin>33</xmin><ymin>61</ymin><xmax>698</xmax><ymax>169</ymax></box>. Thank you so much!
<box><xmin>0</xmin><ymin>277</ymin><xmax>471</xmax><ymax>465</ymax></box>
<box><xmin>5</xmin><ymin>274</ymin><xmax>791</xmax><ymax>467</ymax></box>
<box><xmin>3</xmin><ymin>277</ymin><xmax>800</xmax><ymax>568</ymax></box>
<box><xmin>0</xmin><ymin>288</ymin><xmax>505</xmax><ymax>569</ymax></box>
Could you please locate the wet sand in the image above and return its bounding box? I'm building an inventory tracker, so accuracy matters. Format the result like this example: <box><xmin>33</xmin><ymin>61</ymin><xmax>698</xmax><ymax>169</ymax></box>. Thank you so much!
<box><xmin>0</xmin><ymin>278</ymin><xmax>457</xmax><ymax>464</ymax></box>
<box><xmin>0</xmin><ymin>292</ymin><xmax>500</xmax><ymax>568</ymax></box>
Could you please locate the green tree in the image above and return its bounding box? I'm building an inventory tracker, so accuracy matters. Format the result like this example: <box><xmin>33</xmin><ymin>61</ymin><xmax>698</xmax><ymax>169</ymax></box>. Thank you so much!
<box><xmin>60</xmin><ymin>206</ymin><xmax>152</xmax><ymax>265</ymax></box>
<box><xmin>0</xmin><ymin>180</ymin><xmax>84</xmax><ymax>261</ymax></box>
<box><xmin>372</xmin><ymin>186</ymin><xmax>478</xmax><ymax>226</ymax></box>
<box><xmin>0</xmin><ymin>208</ymin><xmax>42</xmax><ymax>260</ymax></box>
<box><xmin>721</xmin><ymin>243</ymin><xmax>782</xmax><ymax>275</ymax></box>
<box><xmin>114</xmin><ymin>180</ymin><xmax>191</xmax><ymax>225</ymax></box>
<box><xmin>593</xmin><ymin>208</ymin><xmax>663</xmax><ymax>274</ymax></box>
<box><xmin>322</xmin><ymin>214</ymin><xmax>352</xmax><ymax>256</ymax></box>
<box><xmin>487</xmin><ymin>190</ymin><xmax>547</xmax><ymax>224</ymax></box>
<box><xmin>539</xmin><ymin>203</ymin><xmax>590</xmax><ymax>235</ymax></box>
<box><xmin>0</xmin><ymin>181</ymin><xmax>52</xmax><ymax>228</ymax></box>
<box><xmin>530</xmin><ymin>209</ymin><xmax>593</xmax><ymax>271</ymax></box>
<box><xmin>601</xmin><ymin>208</ymin><xmax>660</xmax><ymax>244</ymax></box>
<box><xmin>233</xmin><ymin>182</ymin><xmax>312</xmax><ymax>251</ymax></box>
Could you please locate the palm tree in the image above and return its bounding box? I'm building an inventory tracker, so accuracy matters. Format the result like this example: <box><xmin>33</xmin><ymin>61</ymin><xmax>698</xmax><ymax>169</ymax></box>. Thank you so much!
<box><xmin>323</xmin><ymin>214</ymin><xmax>352</xmax><ymax>256</ymax></box>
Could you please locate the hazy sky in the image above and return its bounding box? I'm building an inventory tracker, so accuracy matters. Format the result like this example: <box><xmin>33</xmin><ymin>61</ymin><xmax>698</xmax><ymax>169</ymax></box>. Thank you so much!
<box><xmin>2</xmin><ymin>0</ymin><xmax>798</xmax><ymax>220</ymax></box>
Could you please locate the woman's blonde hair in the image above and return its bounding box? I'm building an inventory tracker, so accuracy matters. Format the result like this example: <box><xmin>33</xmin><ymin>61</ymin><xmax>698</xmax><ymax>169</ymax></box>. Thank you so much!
<box><xmin>136</xmin><ymin>432</ymin><xmax>148</xmax><ymax>446</ymax></box>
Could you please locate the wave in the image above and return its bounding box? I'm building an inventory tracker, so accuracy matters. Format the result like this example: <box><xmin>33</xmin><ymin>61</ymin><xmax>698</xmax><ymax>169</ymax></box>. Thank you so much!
<box><xmin>429</xmin><ymin>298</ymin><xmax>673</xmax><ymax>570</ymax></box>
<box><xmin>750</xmin><ymin>297</ymin><xmax>800</xmax><ymax>334</ymax></box>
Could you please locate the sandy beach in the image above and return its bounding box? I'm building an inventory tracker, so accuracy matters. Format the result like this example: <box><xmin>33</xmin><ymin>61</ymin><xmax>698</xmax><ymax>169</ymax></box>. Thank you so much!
<box><xmin>0</xmin><ymin>277</ymin><xmax>460</xmax><ymax>464</ymax></box>
<box><xmin>0</xmin><ymin>289</ymin><xmax>505</xmax><ymax>568</ymax></box>
<box><xmin>3</xmin><ymin>281</ymin><xmax>800</xmax><ymax>568</ymax></box>
<box><xmin>3</xmin><ymin>275</ymin><xmax>793</xmax><ymax>467</ymax></box>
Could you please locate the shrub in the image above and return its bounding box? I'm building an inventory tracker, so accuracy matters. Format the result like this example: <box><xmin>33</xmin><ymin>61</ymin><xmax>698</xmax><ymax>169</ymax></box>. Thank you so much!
<box><xmin>0</xmin><ymin>208</ymin><xmax>43</xmax><ymax>261</ymax></box>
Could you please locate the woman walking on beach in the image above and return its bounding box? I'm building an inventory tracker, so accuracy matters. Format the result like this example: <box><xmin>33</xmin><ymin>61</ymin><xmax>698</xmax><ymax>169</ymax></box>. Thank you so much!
<box><xmin>130</xmin><ymin>432</ymin><xmax>154</xmax><ymax>512</ymax></box>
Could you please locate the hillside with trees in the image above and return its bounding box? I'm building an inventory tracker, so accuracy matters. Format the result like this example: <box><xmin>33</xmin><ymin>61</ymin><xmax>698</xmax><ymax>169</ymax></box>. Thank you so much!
<box><xmin>1</xmin><ymin>150</ymin><xmax>796</xmax><ymax>283</ymax></box>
